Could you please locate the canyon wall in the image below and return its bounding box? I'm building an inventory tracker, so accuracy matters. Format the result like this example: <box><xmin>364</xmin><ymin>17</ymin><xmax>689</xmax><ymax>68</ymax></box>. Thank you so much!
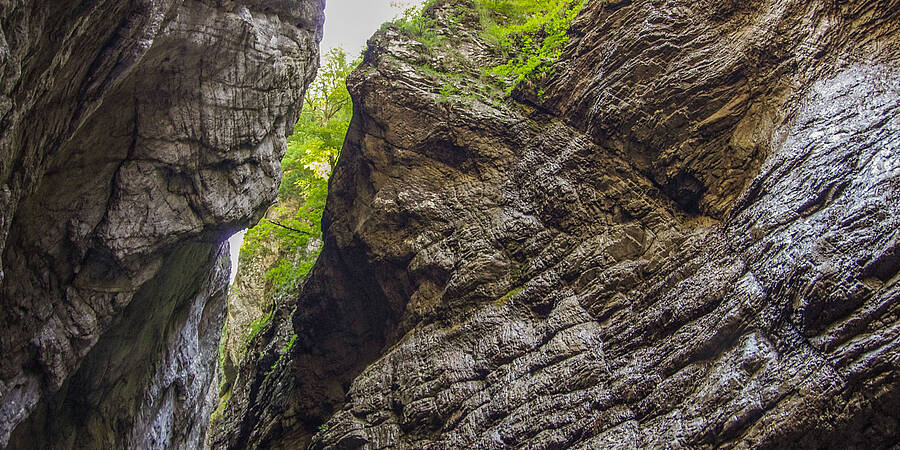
<box><xmin>0</xmin><ymin>0</ymin><xmax>323</xmax><ymax>447</ymax></box>
<box><xmin>216</xmin><ymin>0</ymin><xmax>899</xmax><ymax>448</ymax></box>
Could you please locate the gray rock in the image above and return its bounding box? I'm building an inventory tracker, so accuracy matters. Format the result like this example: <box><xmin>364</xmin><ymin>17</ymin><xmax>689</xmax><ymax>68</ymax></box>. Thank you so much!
<box><xmin>0</xmin><ymin>0</ymin><xmax>323</xmax><ymax>447</ymax></box>
<box><xmin>218</xmin><ymin>203</ymin><xmax>323</xmax><ymax>401</ymax></box>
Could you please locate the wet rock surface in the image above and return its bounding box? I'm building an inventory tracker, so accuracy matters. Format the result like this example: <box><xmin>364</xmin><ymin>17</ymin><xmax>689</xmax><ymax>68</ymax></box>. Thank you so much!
<box><xmin>0</xmin><ymin>0</ymin><xmax>323</xmax><ymax>447</ymax></box>
<box><xmin>218</xmin><ymin>0</ymin><xmax>899</xmax><ymax>448</ymax></box>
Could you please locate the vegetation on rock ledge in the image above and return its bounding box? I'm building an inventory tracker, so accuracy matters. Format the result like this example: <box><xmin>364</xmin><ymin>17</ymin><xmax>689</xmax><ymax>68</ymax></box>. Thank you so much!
<box><xmin>392</xmin><ymin>0</ymin><xmax>585</xmax><ymax>94</ymax></box>
<box><xmin>211</xmin><ymin>48</ymin><xmax>356</xmax><ymax>434</ymax></box>
<box><xmin>215</xmin><ymin>0</ymin><xmax>585</xmax><ymax>440</ymax></box>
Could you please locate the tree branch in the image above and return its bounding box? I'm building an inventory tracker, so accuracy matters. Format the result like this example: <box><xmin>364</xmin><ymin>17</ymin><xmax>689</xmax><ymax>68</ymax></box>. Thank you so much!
<box><xmin>265</xmin><ymin>219</ymin><xmax>310</xmax><ymax>235</ymax></box>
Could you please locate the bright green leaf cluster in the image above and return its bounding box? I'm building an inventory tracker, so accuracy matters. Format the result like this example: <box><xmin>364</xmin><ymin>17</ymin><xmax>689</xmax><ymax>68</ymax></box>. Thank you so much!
<box><xmin>480</xmin><ymin>0</ymin><xmax>586</xmax><ymax>94</ymax></box>
<box><xmin>244</xmin><ymin>309</ymin><xmax>273</xmax><ymax>353</ymax></box>
<box><xmin>269</xmin><ymin>333</ymin><xmax>299</xmax><ymax>373</ymax></box>
<box><xmin>281</xmin><ymin>333</ymin><xmax>298</xmax><ymax>354</ymax></box>
<box><xmin>282</xmin><ymin>47</ymin><xmax>354</xmax><ymax>198</ymax></box>
<box><xmin>387</xmin><ymin>0</ymin><xmax>584</xmax><ymax>96</ymax></box>
<box><xmin>388</xmin><ymin>0</ymin><xmax>441</xmax><ymax>45</ymax></box>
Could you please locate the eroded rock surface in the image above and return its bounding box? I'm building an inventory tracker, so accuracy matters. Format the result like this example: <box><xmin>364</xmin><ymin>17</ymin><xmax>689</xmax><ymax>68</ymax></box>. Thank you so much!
<box><xmin>218</xmin><ymin>0</ymin><xmax>898</xmax><ymax>448</ymax></box>
<box><xmin>0</xmin><ymin>0</ymin><xmax>323</xmax><ymax>447</ymax></box>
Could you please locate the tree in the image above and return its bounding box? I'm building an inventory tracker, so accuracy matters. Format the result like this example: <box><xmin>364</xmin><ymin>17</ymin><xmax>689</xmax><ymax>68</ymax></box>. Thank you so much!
<box><xmin>281</xmin><ymin>47</ymin><xmax>356</xmax><ymax>197</ymax></box>
<box><xmin>241</xmin><ymin>47</ymin><xmax>358</xmax><ymax>295</ymax></box>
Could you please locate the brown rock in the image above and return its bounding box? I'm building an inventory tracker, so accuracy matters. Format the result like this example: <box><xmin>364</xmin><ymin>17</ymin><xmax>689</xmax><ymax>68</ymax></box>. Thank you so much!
<box><xmin>218</xmin><ymin>0</ymin><xmax>899</xmax><ymax>448</ymax></box>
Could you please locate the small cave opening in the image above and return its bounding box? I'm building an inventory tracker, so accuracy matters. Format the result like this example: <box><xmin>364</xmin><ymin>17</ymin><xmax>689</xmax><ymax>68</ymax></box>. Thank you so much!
<box><xmin>663</xmin><ymin>170</ymin><xmax>706</xmax><ymax>214</ymax></box>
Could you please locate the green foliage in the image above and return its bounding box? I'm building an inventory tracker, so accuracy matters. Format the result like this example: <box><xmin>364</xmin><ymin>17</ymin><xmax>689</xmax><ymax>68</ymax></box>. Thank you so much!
<box><xmin>209</xmin><ymin>389</ymin><xmax>232</xmax><ymax>431</ymax></box>
<box><xmin>281</xmin><ymin>47</ymin><xmax>355</xmax><ymax>199</ymax></box>
<box><xmin>480</xmin><ymin>0</ymin><xmax>586</xmax><ymax>94</ymax></box>
<box><xmin>494</xmin><ymin>285</ymin><xmax>524</xmax><ymax>306</ymax></box>
<box><xmin>388</xmin><ymin>0</ymin><xmax>584</xmax><ymax>96</ymax></box>
<box><xmin>264</xmin><ymin>246</ymin><xmax>318</xmax><ymax>293</ymax></box>
<box><xmin>437</xmin><ymin>82</ymin><xmax>461</xmax><ymax>102</ymax></box>
<box><xmin>282</xmin><ymin>333</ymin><xmax>298</xmax><ymax>354</ymax></box>
<box><xmin>391</xmin><ymin>0</ymin><xmax>441</xmax><ymax>45</ymax></box>
<box><xmin>240</xmin><ymin>47</ymin><xmax>357</xmax><ymax>296</ymax></box>
<box><xmin>269</xmin><ymin>333</ymin><xmax>299</xmax><ymax>373</ymax></box>
<box><xmin>244</xmin><ymin>309</ymin><xmax>273</xmax><ymax>350</ymax></box>
<box><xmin>213</xmin><ymin>45</ymin><xmax>357</xmax><ymax>438</ymax></box>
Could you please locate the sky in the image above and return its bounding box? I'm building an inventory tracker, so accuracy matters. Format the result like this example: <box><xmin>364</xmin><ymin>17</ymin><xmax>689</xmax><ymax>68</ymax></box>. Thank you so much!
<box><xmin>227</xmin><ymin>0</ymin><xmax>424</xmax><ymax>283</ymax></box>
<box><xmin>321</xmin><ymin>0</ymin><xmax>422</xmax><ymax>57</ymax></box>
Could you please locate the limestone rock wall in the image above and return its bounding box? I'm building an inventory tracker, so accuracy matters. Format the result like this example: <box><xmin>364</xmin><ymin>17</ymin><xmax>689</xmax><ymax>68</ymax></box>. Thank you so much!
<box><xmin>217</xmin><ymin>0</ymin><xmax>899</xmax><ymax>448</ymax></box>
<box><xmin>0</xmin><ymin>0</ymin><xmax>323</xmax><ymax>447</ymax></box>
<box><xmin>220</xmin><ymin>215</ymin><xmax>282</xmax><ymax>394</ymax></box>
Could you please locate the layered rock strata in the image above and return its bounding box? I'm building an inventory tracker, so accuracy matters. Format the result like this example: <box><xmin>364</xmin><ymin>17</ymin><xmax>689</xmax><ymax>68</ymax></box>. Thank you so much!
<box><xmin>220</xmin><ymin>0</ymin><xmax>899</xmax><ymax>448</ymax></box>
<box><xmin>0</xmin><ymin>0</ymin><xmax>323</xmax><ymax>447</ymax></box>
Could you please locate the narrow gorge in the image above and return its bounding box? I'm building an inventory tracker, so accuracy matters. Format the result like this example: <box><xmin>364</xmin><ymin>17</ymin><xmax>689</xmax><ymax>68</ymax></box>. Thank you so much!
<box><xmin>2</xmin><ymin>0</ymin><xmax>899</xmax><ymax>449</ymax></box>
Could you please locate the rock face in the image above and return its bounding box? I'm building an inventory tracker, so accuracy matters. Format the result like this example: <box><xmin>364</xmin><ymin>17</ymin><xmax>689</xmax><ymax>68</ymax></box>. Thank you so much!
<box><xmin>0</xmin><ymin>0</ymin><xmax>323</xmax><ymax>447</ymax></box>
<box><xmin>217</xmin><ymin>0</ymin><xmax>899</xmax><ymax>448</ymax></box>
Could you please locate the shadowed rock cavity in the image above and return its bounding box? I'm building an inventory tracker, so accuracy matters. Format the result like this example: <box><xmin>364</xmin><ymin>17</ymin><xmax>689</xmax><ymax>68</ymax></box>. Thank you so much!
<box><xmin>216</xmin><ymin>0</ymin><xmax>899</xmax><ymax>448</ymax></box>
<box><xmin>0</xmin><ymin>0</ymin><xmax>324</xmax><ymax>447</ymax></box>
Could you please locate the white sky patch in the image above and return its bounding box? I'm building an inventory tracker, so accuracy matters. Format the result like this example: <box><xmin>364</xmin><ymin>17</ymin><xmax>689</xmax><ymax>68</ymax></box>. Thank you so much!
<box><xmin>321</xmin><ymin>0</ymin><xmax>423</xmax><ymax>57</ymax></box>
<box><xmin>227</xmin><ymin>229</ymin><xmax>247</xmax><ymax>283</ymax></box>
<box><xmin>227</xmin><ymin>0</ymin><xmax>425</xmax><ymax>284</ymax></box>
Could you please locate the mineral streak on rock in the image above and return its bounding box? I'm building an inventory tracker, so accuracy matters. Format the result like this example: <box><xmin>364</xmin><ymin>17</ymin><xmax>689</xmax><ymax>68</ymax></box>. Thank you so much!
<box><xmin>0</xmin><ymin>0</ymin><xmax>324</xmax><ymax>447</ymax></box>
<box><xmin>217</xmin><ymin>0</ymin><xmax>899</xmax><ymax>448</ymax></box>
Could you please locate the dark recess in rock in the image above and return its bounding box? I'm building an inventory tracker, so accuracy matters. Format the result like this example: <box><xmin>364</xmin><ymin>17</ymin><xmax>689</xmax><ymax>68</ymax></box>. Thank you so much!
<box><xmin>662</xmin><ymin>171</ymin><xmax>707</xmax><ymax>215</ymax></box>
